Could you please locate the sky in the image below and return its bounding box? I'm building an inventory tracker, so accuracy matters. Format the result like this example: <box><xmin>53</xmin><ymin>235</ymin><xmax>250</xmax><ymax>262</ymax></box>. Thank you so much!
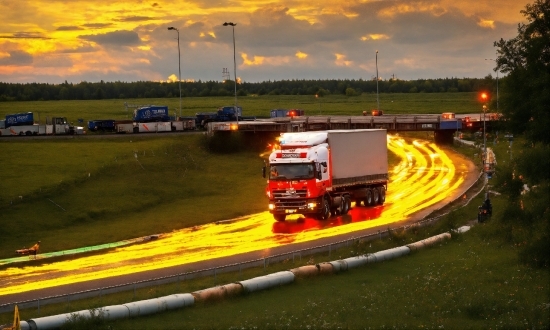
<box><xmin>0</xmin><ymin>0</ymin><xmax>530</xmax><ymax>84</ymax></box>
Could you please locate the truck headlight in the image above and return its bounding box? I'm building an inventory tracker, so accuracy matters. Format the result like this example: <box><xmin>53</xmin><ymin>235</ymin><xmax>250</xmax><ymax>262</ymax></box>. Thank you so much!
<box><xmin>268</xmin><ymin>203</ymin><xmax>275</xmax><ymax>210</ymax></box>
<box><xmin>307</xmin><ymin>202</ymin><xmax>316</xmax><ymax>209</ymax></box>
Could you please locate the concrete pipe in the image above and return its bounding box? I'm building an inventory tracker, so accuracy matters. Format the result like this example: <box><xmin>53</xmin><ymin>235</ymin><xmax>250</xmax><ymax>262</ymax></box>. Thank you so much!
<box><xmin>290</xmin><ymin>265</ymin><xmax>319</xmax><ymax>277</ymax></box>
<box><xmin>342</xmin><ymin>255</ymin><xmax>370</xmax><ymax>269</ymax></box>
<box><xmin>239</xmin><ymin>271</ymin><xmax>295</xmax><ymax>293</ymax></box>
<box><xmin>28</xmin><ymin>309</ymin><xmax>92</xmax><ymax>330</ymax></box>
<box><xmin>328</xmin><ymin>260</ymin><xmax>348</xmax><ymax>273</ymax></box>
<box><xmin>317</xmin><ymin>262</ymin><xmax>335</xmax><ymax>275</ymax></box>
<box><xmin>371</xmin><ymin>246</ymin><xmax>410</xmax><ymax>262</ymax></box>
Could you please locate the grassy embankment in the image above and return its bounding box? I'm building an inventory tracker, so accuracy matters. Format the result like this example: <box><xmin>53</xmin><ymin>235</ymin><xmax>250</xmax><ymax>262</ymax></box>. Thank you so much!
<box><xmin>1</xmin><ymin>94</ymin><xmax>547</xmax><ymax>328</ymax></box>
<box><xmin>0</xmin><ymin>93</ymin><xmax>479</xmax><ymax>257</ymax></box>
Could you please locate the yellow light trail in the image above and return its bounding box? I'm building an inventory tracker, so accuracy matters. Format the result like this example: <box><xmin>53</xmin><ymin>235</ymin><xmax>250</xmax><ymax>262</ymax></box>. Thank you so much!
<box><xmin>0</xmin><ymin>136</ymin><xmax>469</xmax><ymax>297</ymax></box>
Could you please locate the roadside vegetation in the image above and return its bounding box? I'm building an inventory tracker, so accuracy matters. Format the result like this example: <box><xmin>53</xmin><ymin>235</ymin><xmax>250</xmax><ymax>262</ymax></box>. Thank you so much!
<box><xmin>1</xmin><ymin>1</ymin><xmax>549</xmax><ymax>328</ymax></box>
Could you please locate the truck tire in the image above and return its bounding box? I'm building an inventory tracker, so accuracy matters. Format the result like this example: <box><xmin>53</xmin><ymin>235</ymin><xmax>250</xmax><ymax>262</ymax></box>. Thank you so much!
<box><xmin>341</xmin><ymin>195</ymin><xmax>351</xmax><ymax>215</ymax></box>
<box><xmin>317</xmin><ymin>197</ymin><xmax>331</xmax><ymax>220</ymax></box>
<box><xmin>372</xmin><ymin>188</ymin><xmax>380</xmax><ymax>205</ymax></box>
<box><xmin>378</xmin><ymin>187</ymin><xmax>386</xmax><ymax>204</ymax></box>
<box><xmin>364</xmin><ymin>189</ymin><xmax>373</xmax><ymax>206</ymax></box>
<box><xmin>274</xmin><ymin>214</ymin><xmax>286</xmax><ymax>222</ymax></box>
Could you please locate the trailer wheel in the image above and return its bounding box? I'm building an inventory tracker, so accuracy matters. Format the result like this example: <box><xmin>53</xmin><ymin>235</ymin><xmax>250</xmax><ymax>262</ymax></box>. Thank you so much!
<box><xmin>317</xmin><ymin>197</ymin><xmax>331</xmax><ymax>220</ymax></box>
<box><xmin>372</xmin><ymin>188</ymin><xmax>380</xmax><ymax>205</ymax></box>
<box><xmin>341</xmin><ymin>195</ymin><xmax>351</xmax><ymax>215</ymax></box>
<box><xmin>364</xmin><ymin>189</ymin><xmax>373</xmax><ymax>206</ymax></box>
<box><xmin>378</xmin><ymin>187</ymin><xmax>386</xmax><ymax>204</ymax></box>
<box><xmin>274</xmin><ymin>214</ymin><xmax>286</xmax><ymax>222</ymax></box>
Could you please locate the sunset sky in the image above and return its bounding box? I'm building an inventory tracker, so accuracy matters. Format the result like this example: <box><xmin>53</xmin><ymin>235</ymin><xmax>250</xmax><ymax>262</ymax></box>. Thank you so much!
<box><xmin>0</xmin><ymin>0</ymin><xmax>529</xmax><ymax>84</ymax></box>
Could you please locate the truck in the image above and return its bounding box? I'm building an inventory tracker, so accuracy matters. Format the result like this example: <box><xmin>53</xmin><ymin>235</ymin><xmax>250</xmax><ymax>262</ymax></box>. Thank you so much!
<box><xmin>195</xmin><ymin>106</ymin><xmax>255</xmax><ymax>128</ymax></box>
<box><xmin>0</xmin><ymin>113</ymin><xmax>75</xmax><ymax>136</ymax></box>
<box><xmin>263</xmin><ymin>129</ymin><xmax>388</xmax><ymax>222</ymax></box>
<box><xmin>270</xmin><ymin>109</ymin><xmax>305</xmax><ymax>118</ymax></box>
<box><xmin>133</xmin><ymin>106</ymin><xmax>170</xmax><ymax>122</ymax></box>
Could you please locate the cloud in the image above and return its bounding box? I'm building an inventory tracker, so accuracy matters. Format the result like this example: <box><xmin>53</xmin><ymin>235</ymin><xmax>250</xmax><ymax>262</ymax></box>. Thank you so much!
<box><xmin>361</xmin><ymin>34</ymin><xmax>391</xmax><ymax>41</ymax></box>
<box><xmin>56</xmin><ymin>26</ymin><xmax>84</xmax><ymax>31</ymax></box>
<box><xmin>478</xmin><ymin>19</ymin><xmax>495</xmax><ymax>29</ymax></box>
<box><xmin>296</xmin><ymin>51</ymin><xmax>308</xmax><ymax>59</ymax></box>
<box><xmin>79</xmin><ymin>30</ymin><xmax>142</xmax><ymax>47</ymax></box>
<box><xmin>116</xmin><ymin>16</ymin><xmax>156</xmax><ymax>22</ymax></box>
<box><xmin>335</xmin><ymin>53</ymin><xmax>353</xmax><ymax>67</ymax></box>
<box><xmin>82</xmin><ymin>23</ymin><xmax>114</xmax><ymax>29</ymax></box>
<box><xmin>0</xmin><ymin>51</ymin><xmax>33</xmax><ymax>66</ymax></box>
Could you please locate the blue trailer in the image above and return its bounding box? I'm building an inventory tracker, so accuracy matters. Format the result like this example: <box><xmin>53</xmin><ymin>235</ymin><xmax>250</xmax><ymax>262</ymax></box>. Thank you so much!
<box><xmin>5</xmin><ymin>112</ymin><xmax>34</xmax><ymax>127</ymax></box>
<box><xmin>88</xmin><ymin>120</ymin><xmax>116</xmax><ymax>132</ymax></box>
<box><xmin>133</xmin><ymin>106</ymin><xmax>170</xmax><ymax>123</ymax></box>
<box><xmin>195</xmin><ymin>106</ymin><xmax>255</xmax><ymax>128</ymax></box>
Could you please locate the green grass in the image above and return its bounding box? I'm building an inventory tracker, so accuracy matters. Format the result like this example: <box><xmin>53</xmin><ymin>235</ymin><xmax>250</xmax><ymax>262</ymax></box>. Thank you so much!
<box><xmin>0</xmin><ymin>93</ymin><xmax>482</xmax><ymax>125</ymax></box>
<box><xmin>3</xmin><ymin>195</ymin><xmax>548</xmax><ymax>329</ymax></box>
<box><xmin>1</xmin><ymin>96</ymin><xmax>546</xmax><ymax>329</ymax></box>
<box><xmin>0</xmin><ymin>134</ymin><xmax>269</xmax><ymax>258</ymax></box>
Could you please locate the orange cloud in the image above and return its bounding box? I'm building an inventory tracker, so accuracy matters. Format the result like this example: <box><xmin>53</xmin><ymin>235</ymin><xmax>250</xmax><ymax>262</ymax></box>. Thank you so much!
<box><xmin>378</xmin><ymin>2</ymin><xmax>446</xmax><ymax>19</ymax></box>
<box><xmin>296</xmin><ymin>51</ymin><xmax>308</xmax><ymax>59</ymax></box>
<box><xmin>477</xmin><ymin>19</ymin><xmax>495</xmax><ymax>29</ymax></box>
<box><xmin>335</xmin><ymin>53</ymin><xmax>352</xmax><ymax>66</ymax></box>
<box><xmin>242</xmin><ymin>53</ymin><xmax>292</xmax><ymax>66</ymax></box>
<box><xmin>361</xmin><ymin>34</ymin><xmax>390</xmax><ymax>41</ymax></box>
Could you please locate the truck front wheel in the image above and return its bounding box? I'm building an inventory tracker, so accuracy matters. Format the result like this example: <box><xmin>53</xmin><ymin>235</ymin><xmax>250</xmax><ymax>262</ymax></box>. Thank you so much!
<box><xmin>317</xmin><ymin>197</ymin><xmax>331</xmax><ymax>220</ymax></box>
<box><xmin>341</xmin><ymin>195</ymin><xmax>351</xmax><ymax>215</ymax></box>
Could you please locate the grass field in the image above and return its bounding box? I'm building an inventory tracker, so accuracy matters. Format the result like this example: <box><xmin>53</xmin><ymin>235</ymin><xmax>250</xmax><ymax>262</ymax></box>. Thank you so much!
<box><xmin>0</xmin><ymin>93</ymin><xmax>482</xmax><ymax>125</ymax></box>
<box><xmin>1</xmin><ymin>96</ymin><xmax>547</xmax><ymax>329</ymax></box>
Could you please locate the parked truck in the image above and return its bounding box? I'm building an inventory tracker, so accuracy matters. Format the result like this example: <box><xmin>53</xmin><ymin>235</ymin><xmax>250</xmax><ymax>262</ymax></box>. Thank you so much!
<box><xmin>270</xmin><ymin>109</ymin><xmax>305</xmax><ymax>118</ymax></box>
<box><xmin>196</xmin><ymin>106</ymin><xmax>255</xmax><ymax>128</ymax></box>
<box><xmin>133</xmin><ymin>106</ymin><xmax>170</xmax><ymax>122</ymax></box>
<box><xmin>0</xmin><ymin>113</ymin><xmax>75</xmax><ymax>136</ymax></box>
<box><xmin>263</xmin><ymin>129</ymin><xmax>388</xmax><ymax>222</ymax></box>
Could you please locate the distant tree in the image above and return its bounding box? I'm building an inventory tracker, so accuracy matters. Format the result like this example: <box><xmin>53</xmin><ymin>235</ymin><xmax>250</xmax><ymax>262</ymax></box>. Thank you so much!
<box><xmin>494</xmin><ymin>0</ymin><xmax>550</xmax><ymax>145</ymax></box>
<box><xmin>492</xmin><ymin>0</ymin><xmax>550</xmax><ymax>268</ymax></box>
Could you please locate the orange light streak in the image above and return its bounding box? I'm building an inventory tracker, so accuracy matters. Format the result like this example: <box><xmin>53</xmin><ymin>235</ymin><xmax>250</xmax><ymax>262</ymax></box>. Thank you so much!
<box><xmin>0</xmin><ymin>136</ymin><xmax>468</xmax><ymax>297</ymax></box>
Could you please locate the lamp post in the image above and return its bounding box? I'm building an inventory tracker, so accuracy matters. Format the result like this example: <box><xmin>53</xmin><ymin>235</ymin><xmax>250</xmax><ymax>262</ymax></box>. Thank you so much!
<box><xmin>167</xmin><ymin>27</ymin><xmax>182</xmax><ymax>118</ymax></box>
<box><xmin>223</xmin><ymin>22</ymin><xmax>238</xmax><ymax>124</ymax></box>
<box><xmin>481</xmin><ymin>93</ymin><xmax>488</xmax><ymax>191</ymax></box>
<box><xmin>485</xmin><ymin>58</ymin><xmax>499</xmax><ymax>113</ymax></box>
<box><xmin>376</xmin><ymin>50</ymin><xmax>380</xmax><ymax>111</ymax></box>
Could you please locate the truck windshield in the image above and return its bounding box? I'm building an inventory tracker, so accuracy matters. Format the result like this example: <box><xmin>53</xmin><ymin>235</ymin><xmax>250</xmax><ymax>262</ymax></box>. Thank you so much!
<box><xmin>269</xmin><ymin>164</ymin><xmax>314</xmax><ymax>180</ymax></box>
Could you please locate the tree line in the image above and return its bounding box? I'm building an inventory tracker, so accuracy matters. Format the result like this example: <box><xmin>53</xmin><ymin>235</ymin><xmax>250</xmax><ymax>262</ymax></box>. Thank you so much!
<box><xmin>0</xmin><ymin>76</ymin><xmax>498</xmax><ymax>102</ymax></box>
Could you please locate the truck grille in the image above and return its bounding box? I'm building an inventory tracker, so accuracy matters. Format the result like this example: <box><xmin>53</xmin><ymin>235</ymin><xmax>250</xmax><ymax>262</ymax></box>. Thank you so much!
<box><xmin>272</xmin><ymin>189</ymin><xmax>308</xmax><ymax>198</ymax></box>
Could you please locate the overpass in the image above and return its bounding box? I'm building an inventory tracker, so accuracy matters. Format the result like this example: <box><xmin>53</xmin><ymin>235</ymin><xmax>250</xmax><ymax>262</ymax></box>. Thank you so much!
<box><xmin>207</xmin><ymin>113</ymin><xmax>499</xmax><ymax>144</ymax></box>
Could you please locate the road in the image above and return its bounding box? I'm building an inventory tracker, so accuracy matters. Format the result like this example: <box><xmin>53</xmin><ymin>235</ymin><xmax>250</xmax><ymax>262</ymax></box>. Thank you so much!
<box><xmin>0</xmin><ymin>135</ymin><xmax>479</xmax><ymax>305</ymax></box>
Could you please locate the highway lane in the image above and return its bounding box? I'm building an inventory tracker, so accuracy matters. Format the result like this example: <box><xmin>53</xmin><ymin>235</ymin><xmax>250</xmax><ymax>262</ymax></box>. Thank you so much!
<box><xmin>0</xmin><ymin>135</ymin><xmax>478</xmax><ymax>303</ymax></box>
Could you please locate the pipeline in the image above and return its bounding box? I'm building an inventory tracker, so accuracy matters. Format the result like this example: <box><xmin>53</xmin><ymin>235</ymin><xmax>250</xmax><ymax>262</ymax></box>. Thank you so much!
<box><xmin>15</xmin><ymin>228</ymin><xmax>466</xmax><ymax>330</ymax></box>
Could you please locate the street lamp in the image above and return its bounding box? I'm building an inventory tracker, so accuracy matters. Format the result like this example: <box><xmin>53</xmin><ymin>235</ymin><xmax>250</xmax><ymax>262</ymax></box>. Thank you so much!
<box><xmin>167</xmin><ymin>26</ymin><xmax>182</xmax><ymax>118</ymax></box>
<box><xmin>481</xmin><ymin>93</ymin><xmax>488</xmax><ymax>183</ymax></box>
<box><xmin>376</xmin><ymin>50</ymin><xmax>380</xmax><ymax>112</ymax></box>
<box><xmin>223</xmin><ymin>22</ymin><xmax>238</xmax><ymax>124</ymax></box>
<box><xmin>485</xmin><ymin>58</ymin><xmax>499</xmax><ymax>113</ymax></box>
